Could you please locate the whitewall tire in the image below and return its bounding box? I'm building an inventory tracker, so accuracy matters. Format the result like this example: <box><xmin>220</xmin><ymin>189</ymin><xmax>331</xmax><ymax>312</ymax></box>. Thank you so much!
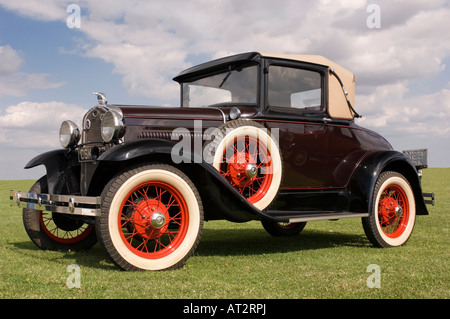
<box><xmin>96</xmin><ymin>164</ymin><xmax>203</xmax><ymax>271</ymax></box>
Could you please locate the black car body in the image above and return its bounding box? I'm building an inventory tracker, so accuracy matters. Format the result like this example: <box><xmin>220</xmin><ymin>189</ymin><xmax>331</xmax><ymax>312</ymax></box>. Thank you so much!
<box><xmin>10</xmin><ymin>52</ymin><xmax>434</xmax><ymax>270</ymax></box>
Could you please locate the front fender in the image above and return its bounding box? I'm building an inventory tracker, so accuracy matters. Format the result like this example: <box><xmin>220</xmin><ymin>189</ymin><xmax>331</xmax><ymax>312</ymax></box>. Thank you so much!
<box><xmin>348</xmin><ymin>150</ymin><xmax>429</xmax><ymax>215</ymax></box>
<box><xmin>93</xmin><ymin>139</ymin><xmax>277</xmax><ymax>222</ymax></box>
<box><xmin>98</xmin><ymin>139</ymin><xmax>177</xmax><ymax>162</ymax></box>
<box><xmin>24</xmin><ymin>149</ymin><xmax>80</xmax><ymax>194</ymax></box>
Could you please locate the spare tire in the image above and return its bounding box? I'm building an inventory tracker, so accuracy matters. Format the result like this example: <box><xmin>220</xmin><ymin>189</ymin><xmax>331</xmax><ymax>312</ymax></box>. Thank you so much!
<box><xmin>204</xmin><ymin>120</ymin><xmax>282</xmax><ymax>210</ymax></box>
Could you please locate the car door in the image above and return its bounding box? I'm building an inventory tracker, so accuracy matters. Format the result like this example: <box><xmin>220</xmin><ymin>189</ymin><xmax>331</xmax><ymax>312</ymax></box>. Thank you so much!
<box><xmin>262</xmin><ymin>60</ymin><xmax>332</xmax><ymax>189</ymax></box>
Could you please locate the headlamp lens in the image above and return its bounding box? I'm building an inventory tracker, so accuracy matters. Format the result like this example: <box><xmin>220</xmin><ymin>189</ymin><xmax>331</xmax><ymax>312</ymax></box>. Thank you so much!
<box><xmin>101</xmin><ymin>110</ymin><xmax>124</xmax><ymax>143</ymax></box>
<box><xmin>59</xmin><ymin>120</ymin><xmax>80</xmax><ymax>148</ymax></box>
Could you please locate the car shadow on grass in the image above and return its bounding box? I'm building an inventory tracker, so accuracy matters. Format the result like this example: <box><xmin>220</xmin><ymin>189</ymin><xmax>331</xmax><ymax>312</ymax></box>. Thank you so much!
<box><xmin>196</xmin><ymin>227</ymin><xmax>370</xmax><ymax>257</ymax></box>
<box><xmin>8</xmin><ymin>226</ymin><xmax>370</xmax><ymax>270</ymax></box>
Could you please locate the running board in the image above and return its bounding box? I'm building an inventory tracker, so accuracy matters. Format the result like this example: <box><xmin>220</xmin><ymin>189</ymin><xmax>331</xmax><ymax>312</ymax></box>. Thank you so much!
<box><xmin>289</xmin><ymin>213</ymin><xmax>369</xmax><ymax>223</ymax></box>
<box><xmin>265</xmin><ymin>211</ymin><xmax>369</xmax><ymax>223</ymax></box>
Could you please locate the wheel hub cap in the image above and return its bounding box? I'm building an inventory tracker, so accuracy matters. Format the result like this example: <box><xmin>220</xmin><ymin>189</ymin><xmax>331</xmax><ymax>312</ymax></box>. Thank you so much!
<box><xmin>246</xmin><ymin>163</ymin><xmax>257</xmax><ymax>178</ymax></box>
<box><xmin>131</xmin><ymin>199</ymin><xmax>169</xmax><ymax>240</ymax></box>
<box><xmin>150</xmin><ymin>212</ymin><xmax>166</xmax><ymax>229</ymax></box>
<box><xmin>227</xmin><ymin>151</ymin><xmax>257</xmax><ymax>188</ymax></box>
<box><xmin>379</xmin><ymin>197</ymin><xmax>400</xmax><ymax>224</ymax></box>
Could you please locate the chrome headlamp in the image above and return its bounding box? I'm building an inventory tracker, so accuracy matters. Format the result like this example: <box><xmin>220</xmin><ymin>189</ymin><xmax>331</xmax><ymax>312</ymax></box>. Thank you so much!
<box><xmin>59</xmin><ymin>120</ymin><xmax>80</xmax><ymax>148</ymax></box>
<box><xmin>101</xmin><ymin>109</ymin><xmax>125</xmax><ymax>143</ymax></box>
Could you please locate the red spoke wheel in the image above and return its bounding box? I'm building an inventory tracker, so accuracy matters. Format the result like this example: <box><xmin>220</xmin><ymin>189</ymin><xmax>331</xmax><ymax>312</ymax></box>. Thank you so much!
<box><xmin>377</xmin><ymin>184</ymin><xmax>409</xmax><ymax>238</ymax></box>
<box><xmin>219</xmin><ymin>136</ymin><xmax>273</xmax><ymax>204</ymax></box>
<box><xmin>362</xmin><ymin>171</ymin><xmax>416</xmax><ymax>247</ymax></box>
<box><xmin>40</xmin><ymin>212</ymin><xmax>94</xmax><ymax>244</ymax></box>
<box><xmin>96</xmin><ymin>164</ymin><xmax>203</xmax><ymax>271</ymax></box>
<box><xmin>23</xmin><ymin>176</ymin><xmax>97</xmax><ymax>251</ymax></box>
<box><xmin>119</xmin><ymin>181</ymin><xmax>189</xmax><ymax>259</ymax></box>
<box><xmin>205</xmin><ymin>120</ymin><xmax>282</xmax><ymax>210</ymax></box>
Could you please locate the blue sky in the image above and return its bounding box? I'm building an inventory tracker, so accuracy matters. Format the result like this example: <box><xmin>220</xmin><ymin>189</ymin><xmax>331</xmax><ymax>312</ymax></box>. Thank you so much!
<box><xmin>0</xmin><ymin>0</ymin><xmax>449</xmax><ymax>180</ymax></box>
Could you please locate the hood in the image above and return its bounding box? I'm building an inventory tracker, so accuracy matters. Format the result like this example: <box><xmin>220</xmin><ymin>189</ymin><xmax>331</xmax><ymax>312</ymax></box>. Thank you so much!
<box><xmin>116</xmin><ymin>105</ymin><xmax>259</xmax><ymax>123</ymax></box>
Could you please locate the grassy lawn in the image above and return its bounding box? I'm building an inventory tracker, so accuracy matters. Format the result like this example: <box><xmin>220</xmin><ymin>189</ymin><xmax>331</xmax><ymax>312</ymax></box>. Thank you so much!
<box><xmin>0</xmin><ymin>169</ymin><xmax>448</xmax><ymax>299</ymax></box>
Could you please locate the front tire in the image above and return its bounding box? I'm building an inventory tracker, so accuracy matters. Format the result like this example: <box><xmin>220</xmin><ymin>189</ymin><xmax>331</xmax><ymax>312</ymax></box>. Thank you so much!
<box><xmin>362</xmin><ymin>171</ymin><xmax>416</xmax><ymax>247</ymax></box>
<box><xmin>23</xmin><ymin>176</ymin><xmax>97</xmax><ymax>251</ymax></box>
<box><xmin>96</xmin><ymin>164</ymin><xmax>203</xmax><ymax>271</ymax></box>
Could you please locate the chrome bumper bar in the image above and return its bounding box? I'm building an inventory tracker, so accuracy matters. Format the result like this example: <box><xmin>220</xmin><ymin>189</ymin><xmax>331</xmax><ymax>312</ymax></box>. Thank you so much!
<box><xmin>10</xmin><ymin>191</ymin><xmax>101</xmax><ymax>217</ymax></box>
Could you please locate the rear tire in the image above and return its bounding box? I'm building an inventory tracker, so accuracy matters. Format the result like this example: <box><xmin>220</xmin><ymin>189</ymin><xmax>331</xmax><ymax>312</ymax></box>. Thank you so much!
<box><xmin>96</xmin><ymin>164</ymin><xmax>203</xmax><ymax>271</ymax></box>
<box><xmin>362</xmin><ymin>171</ymin><xmax>416</xmax><ymax>247</ymax></box>
<box><xmin>261</xmin><ymin>219</ymin><xmax>307</xmax><ymax>237</ymax></box>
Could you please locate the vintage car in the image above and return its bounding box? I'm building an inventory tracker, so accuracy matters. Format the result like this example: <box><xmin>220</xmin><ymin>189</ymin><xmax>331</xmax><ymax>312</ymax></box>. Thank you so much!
<box><xmin>10</xmin><ymin>52</ymin><xmax>434</xmax><ymax>271</ymax></box>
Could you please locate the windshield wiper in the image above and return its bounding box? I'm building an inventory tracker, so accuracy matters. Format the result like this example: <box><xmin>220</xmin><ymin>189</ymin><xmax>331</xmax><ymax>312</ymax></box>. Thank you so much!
<box><xmin>219</xmin><ymin>71</ymin><xmax>232</xmax><ymax>88</ymax></box>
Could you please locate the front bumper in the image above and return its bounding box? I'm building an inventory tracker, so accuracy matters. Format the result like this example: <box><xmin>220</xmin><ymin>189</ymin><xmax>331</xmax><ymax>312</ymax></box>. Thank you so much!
<box><xmin>10</xmin><ymin>191</ymin><xmax>101</xmax><ymax>217</ymax></box>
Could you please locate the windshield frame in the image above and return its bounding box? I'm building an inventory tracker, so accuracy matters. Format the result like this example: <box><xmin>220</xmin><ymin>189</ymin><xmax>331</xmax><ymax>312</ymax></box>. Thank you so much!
<box><xmin>180</xmin><ymin>61</ymin><xmax>260</xmax><ymax>108</ymax></box>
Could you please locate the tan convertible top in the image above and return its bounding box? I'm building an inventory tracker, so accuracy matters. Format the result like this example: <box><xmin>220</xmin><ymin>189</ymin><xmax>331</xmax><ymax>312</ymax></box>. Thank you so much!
<box><xmin>261</xmin><ymin>53</ymin><xmax>356</xmax><ymax>120</ymax></box>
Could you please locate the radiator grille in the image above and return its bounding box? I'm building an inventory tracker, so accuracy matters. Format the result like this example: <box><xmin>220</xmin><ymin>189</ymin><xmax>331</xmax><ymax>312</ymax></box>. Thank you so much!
<box><xmin>78</xmin><ymin>106</ymin><xmax>111</xmax><ymax>162</ymax></box>
<box><xmin>82</xmin><ymin>106</ymin><xmax>106</xmax><ymax>145</ymax></box>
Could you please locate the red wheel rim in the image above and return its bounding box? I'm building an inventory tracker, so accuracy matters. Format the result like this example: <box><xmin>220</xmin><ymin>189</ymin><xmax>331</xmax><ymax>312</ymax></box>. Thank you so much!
<box><xmin>118</xmin><ymin>181</ymin><xmax>189</xmax><ymax>259</ymax></box>
<box><xmin>39</xmin><ymin>212</ymin><xmax>94</xmax><ymax>244</ymax></box>
<box><xmin>219</xmin><ymin>136</ymin><xmax>273</xmax><ymax>204</ymax></box>
<box><xmin>377</xmin><ymin>184</ymin><xmax>410</xmax><ymax>238</ymax></box>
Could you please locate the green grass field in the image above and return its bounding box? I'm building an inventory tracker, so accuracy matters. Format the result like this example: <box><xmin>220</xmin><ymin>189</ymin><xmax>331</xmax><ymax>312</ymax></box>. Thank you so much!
<box><xmin>0</xmin><ymin>169</ymin><xmax>448</xmax><ymax>299</ymax></box>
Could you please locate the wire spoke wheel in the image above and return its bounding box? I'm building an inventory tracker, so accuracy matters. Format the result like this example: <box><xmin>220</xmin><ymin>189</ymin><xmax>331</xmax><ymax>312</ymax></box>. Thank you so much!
<box><xmin>219</xmin><ymin>136</ymin><xmax>273</xmax><ymax>204</ymax></box>
<box><xmin>22</xmin><ymin>176</ymin><xmax>98</xmax><ymax>251</ymax></box>
<box><xmin>40</xmin><ymin>212</ymin><xmax>94</xmax><ymax>244</ymax></box>
<box><xmin>96</xmin><ymin>164</ymin><xmax>203</xmax><ymax>271</ymax></box>
<box><xmin>119</xmin><ymin>181</ymin><xmax>189</xmax><ymax>259</ymax></box>
<box><xmin>377</xmin><ymin>184</ymin><xmax>409</xmax><ymax>238</ymax></box>
<box><xmin>205</xmin><ymin>120</ymin><xmax>282</xmax><ymax>210</ymax></box>
<box><xmin>362</xmin><ymin>171</ymin><xmax>416</xmax><ymax>247</ymax></box>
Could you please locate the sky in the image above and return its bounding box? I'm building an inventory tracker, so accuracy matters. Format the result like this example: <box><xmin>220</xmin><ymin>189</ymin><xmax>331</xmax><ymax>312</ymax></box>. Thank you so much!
<box><xmin>0</xmin><ymin>0</ymin><xmax>449</xmax><ymax>180</ymax></box>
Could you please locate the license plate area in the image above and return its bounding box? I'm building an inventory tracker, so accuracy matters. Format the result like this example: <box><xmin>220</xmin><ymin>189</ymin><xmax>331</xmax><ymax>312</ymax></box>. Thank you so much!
<box><xmin>79</xmin><ymin>146</ymin><xmax>104</xmax><ymax>162</ymax></box>
<box><xmin>403</xmin><ymin>148</ymin><xmax>428</xmax><ymax>169</ymax></box>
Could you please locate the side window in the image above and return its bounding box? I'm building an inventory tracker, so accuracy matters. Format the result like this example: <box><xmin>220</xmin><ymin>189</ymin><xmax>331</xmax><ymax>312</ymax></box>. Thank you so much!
<box><xmin>268</xmin><ymin>65</ymin><xmax>322</xmax><ymax>110</ymax></box>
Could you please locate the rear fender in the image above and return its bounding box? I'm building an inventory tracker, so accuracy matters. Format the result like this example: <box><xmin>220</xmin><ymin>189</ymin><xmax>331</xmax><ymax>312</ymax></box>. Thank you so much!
<box><xmin>348</xmin><ymin>150</ymin><xmax>429</xmax><ymax>215</ymax></box>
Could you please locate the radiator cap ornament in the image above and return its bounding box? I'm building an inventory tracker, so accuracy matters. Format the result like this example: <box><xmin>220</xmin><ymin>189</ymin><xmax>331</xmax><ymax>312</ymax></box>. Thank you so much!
<box><xmin>93</xmin><ymin>92</ymin><xmax>107</xmax><ymax>106</ymax></box>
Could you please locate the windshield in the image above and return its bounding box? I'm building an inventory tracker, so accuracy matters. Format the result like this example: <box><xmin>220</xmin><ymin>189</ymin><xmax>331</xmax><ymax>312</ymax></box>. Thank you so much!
<box><xmin>182</xmin><ymin>63</ymin><xmax>258</xmax><ymax>107</ymax></box>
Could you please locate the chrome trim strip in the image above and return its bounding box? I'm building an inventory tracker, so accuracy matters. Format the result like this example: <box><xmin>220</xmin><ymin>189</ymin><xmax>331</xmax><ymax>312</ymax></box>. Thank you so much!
<box><xmin>10</xmin><ymin>191</ymin><xmax>101</xmax><ymax>217</ymax></box>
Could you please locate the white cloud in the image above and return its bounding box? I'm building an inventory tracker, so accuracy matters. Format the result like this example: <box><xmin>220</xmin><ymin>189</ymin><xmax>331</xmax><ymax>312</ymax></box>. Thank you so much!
<box><xmin>78</xmin><ymin>1</ymin><xmax>450</xmax><ymax>102</ymax></box>
<box><xmin>357</xmin><ymin>85</ymin><xmax>450</xmax><ymax>138</ymax></box>
<box><xmin>0</xmin><ymin>45</ymin><xmax>65</xmax><ymax>97</ymax></box>
<box><xmin>0</xmin><ymin>0</ymin><xmax>449</xmax><ymax>168</ymax></box>
<box><xmin>0</xmin><ymin>45</ymin><xmax>23</xmax><ymax>75</ymax></box>
<box><xmin>2</xmin><ymin>1</ymin><xmax>449</xmax><ymax>99</ymax></box>
<box><xmin>0</xmin><ymin>72</ymin><xmax>65</xmax><ymax>97</ymax></box>
<box><xmin>0</xmin><ymin>101</ymin><xmax>87</xmax><ymax>148</ymax></box>
<box><xmin>0</xmin><ymin>0</ymin><xmax>71</xmax><ymax>21</ymax></box>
